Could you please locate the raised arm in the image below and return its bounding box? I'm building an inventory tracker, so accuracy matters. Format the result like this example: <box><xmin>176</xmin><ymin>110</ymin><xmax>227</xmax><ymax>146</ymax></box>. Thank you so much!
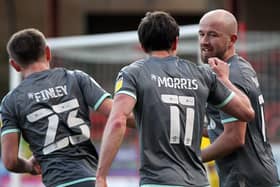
<box><xmin>202</xmin><ymin>57</ymin><xmax>252</xmax><ymax>162</ymax></box>
<box><xmin>209</xmin><ymin>57</ymin><xmax>254</xmax><ymax>121</ymax></box>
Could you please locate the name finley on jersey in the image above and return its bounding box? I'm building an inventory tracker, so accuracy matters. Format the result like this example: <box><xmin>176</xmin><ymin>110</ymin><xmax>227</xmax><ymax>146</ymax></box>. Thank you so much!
<box><xmin>151</xmin><ymin>74</ymin><xmax>198</xmax><ymax>90</ymax></box>
<box><xmin>28</xmin><ymin>85</ymin><xmax>68</xmax><ymax>102</ymax></box>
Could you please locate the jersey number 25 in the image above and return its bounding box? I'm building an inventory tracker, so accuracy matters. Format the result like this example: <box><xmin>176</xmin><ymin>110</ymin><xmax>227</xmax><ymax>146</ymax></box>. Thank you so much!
<box><xmin>27</xmin><ymin>98</ymin><xmax>90</xmax><ymax>155</ymax></box>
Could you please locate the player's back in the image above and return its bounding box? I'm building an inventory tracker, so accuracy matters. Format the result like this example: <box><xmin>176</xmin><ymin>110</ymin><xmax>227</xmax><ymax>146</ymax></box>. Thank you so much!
<box><xmin>119</xmin><ymin>56</ymin><xmax>232</xmax><ymax>186</ymax></box>
<box><xmin>1</xmin><ymin>67</ymin><xmax>105</xmax><ymax>186</ymax></box>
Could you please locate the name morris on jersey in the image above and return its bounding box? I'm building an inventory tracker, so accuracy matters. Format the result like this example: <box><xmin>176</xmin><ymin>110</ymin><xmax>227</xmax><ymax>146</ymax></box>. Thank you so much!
<box><xmin>151</xmin><ymin>74</ymin><xmax>198</xmax><ymax>90</ymax></box>
<box><xmin>28</xmin><ymin>85</ymin><xmax>68</xmax><ymax>102</ymax></box>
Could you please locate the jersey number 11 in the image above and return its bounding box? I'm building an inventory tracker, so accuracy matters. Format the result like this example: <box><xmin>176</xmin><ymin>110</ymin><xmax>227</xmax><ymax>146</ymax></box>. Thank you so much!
<box><xmin>161</xmin><ymin>94</ymin><xmax>195</xmax><ymax>146</ymax></box>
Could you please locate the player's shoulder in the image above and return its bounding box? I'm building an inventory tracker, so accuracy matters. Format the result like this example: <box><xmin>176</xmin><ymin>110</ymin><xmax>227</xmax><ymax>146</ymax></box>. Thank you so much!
<box><xmin>197</xmin><ymin>62</ymin><xmax>212</xmax><ymax>71</ymax></box>
<box><xmin>230</xmin><ymin>55</ymin><xmax>255</xmax><ymax>72</ymax></box>
<box><xmin>50</xmin><ymin>67</ymin><xmax>85</xmax><ymax>75</ymax></box>
<box><xmin>1</xmin><ymin>90</ymin><xmax>15</xmax><ymax>109</ymax></box>
<box><xmin>179</xmin><ymin>58</ymin><xmax>210</xmax><ymax>72</ymax></box>
<box><xmin>230</xmin><ymin>55</ymin><xmax>256</xmax><ymax>80</ymax></box>
<box><xmin>52</xmin><ymin>67</ymin><xmax>80</xmax><ymax>75</ymax></box>
<box><xmin>59</xmin><ymin>68</ymin><xmax>91</xmax><ymax>80</ymax></box>
<box><xmin>177</xmin><ymin>58</ymin><xmax>195</xmax><ymax>67</ymax></box>
<box><xmin>194</xmin><ymin>63</ymin><xmax>214</xmax><ymax>78</ymax></box>
<box><xmin>176</xmin><ymin>58</ymin><xmax>202</xmax><ymax>74</ymax></box>
<box><xmin>122</xmin><ymin>58</ymin><xmax>145</xmax><ymax>74</ymax></box>
<box><xmin>129</xmin><ymin>58</ymin><xmax>146</xmax><ymax>68</ymax></box>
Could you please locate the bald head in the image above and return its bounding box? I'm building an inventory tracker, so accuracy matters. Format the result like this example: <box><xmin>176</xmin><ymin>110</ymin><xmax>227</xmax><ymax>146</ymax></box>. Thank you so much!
<box><xmin>198</xmin><ymin>9</ymin><xmax>238</xmax><ymax>62</ymax></box>
<box><xmin>199</xmin><ymin>9</ymin><xmax>238</xmax><ymax>36</ymax></box>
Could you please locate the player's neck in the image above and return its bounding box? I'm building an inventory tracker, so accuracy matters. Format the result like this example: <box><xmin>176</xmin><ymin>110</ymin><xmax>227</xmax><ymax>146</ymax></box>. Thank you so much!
<box><xmin>223</xmin><ymin>48</ymin><xmax>236</xmax><ymax>61</ymax></box>
<box><xmin>22</xmin><ymin>61</ymin><xmax>50</xmax><ymax>78</ymax></box>
<box><xmin>149</xmin><ymin>50</ymin><xmax>176</xmax><ymax>58</ymax></box>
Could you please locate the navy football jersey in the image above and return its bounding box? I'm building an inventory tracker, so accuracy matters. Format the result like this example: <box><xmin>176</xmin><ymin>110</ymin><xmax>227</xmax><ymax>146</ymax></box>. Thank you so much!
<box><xmin>114</xmin><ymin>56</ymin><xmax>234</xmax><ymax>186</ymax></box>
<box><xmin>207</xmin><ymin>55</ymin><xmax>280</xmax><ymax>187</ymax></box>
<box><xmin>1</xmin><ymin>68</ymin><xmax>111</xmax><ymax>187</ymax></box>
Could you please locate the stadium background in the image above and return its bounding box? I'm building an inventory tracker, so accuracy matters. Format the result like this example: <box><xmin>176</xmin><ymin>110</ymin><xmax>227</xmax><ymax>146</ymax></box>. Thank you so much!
<box><xmin>1</xmin><ymin>0</ymin><xmax>280</xmax><ymax>186</ymax></box>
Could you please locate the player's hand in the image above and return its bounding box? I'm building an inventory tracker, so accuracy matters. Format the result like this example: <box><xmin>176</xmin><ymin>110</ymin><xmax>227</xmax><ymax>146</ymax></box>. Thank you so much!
<box><xmin>28</xmin><ymin>156</ymin><xmax>41</xmax><ymax>175</ymax></box>
<box><xmin>208</xmin><ymin>57</ymin><xmax>229</xmax><ymax>81</ymax></box>
<box><xmin>95</xmin><ymin>176</ymin><xmax>108</xmax><ymax>187</ymax></box>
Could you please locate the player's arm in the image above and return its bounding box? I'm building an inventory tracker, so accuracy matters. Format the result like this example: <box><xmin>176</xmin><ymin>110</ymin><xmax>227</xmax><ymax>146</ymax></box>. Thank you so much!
<box><xmin>96</xmin><ymin>94</ymin><xmax>136</xmax><ymax>187</ymax></box>
<box><xmin>202</xmin><ymin>128</ymin><xmax>209</xmax><ymax>137</ymax></box>
<box><xmin>209</xmin><ymin>57</ymin><xmax>254</xmax><ymax>121</ymax></box>
<box><xmin>202</xmin><ymin>115</ymin><xmax>209</xmax><ymax>137</ymax></box>
<box><xmin>75</xmin><ymin>70</ymin><xmax>135</xmax><ymax>129</ymax></box>
<box><xmin>201</xmin><ymin>121</ymin><xmax>246</xmax><ymax>162</ymax></box>
<box><xmin>1</xmin><ymin>133</ymin><xmax>41</xmax><ymax>175</ymax></box>
<box><xmin>95</xmin><ymin>97</ymin><xmax>112</xmax><ymax>117</ymax></box>
<box><xmin>202</xmin><ymin>57</ymin><xmax>251</xmax><ymax>162</ymax></box>
<box><xmin>95</xmin><ymin>97</ymin><xmax>136</xmax><ymax>128</ymax></box>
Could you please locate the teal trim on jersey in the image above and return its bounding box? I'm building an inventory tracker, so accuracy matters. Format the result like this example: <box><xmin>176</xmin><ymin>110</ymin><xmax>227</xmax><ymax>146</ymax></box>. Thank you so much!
<box><xmin>215</xmin><ymin>92</ymin><xmax>235</xmax><ymax>108</ymax></box>
<box><xmin>93</xmin><ymin>93</ymin><xmax>111</xmax><ymax>110</ymax></box>
<box><xmin>141</xmin><ymin>185</ymin><xmax>210</xmax><ymax>187</ymax></box>
<box><xmin>1</xmin><ymin>129</ymin><xmax>20</xmax><ymax>137</ymax></box>
<box><xmin>221</xmin><ymin>117</ymin><xmax>238</xmax><ymax>124</ymax></box>
<box><xmin>115</xmin><ymin>90</ymin><xmax>137</xmax><ymax>100</ymax></box>
<box><xmin>56</xmin><ymin>177</ymin><xmax>95</xmax><ymax>187</ymax></box>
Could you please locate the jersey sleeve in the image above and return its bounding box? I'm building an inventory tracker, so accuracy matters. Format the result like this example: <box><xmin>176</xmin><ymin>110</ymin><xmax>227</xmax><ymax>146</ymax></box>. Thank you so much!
<box><xmin>220</xmin><ymin>63</ymin><xmax>252</xmax><ymax>124</ymax></box>
<box><xmin>1</xmin><ymin>94</ymin><xmax>21</xmax><ymax>137</ymax></box>
<box><xmin>203</xmin><ymin>67</ymin><xmax>235</xmax><ymax>108</ymax></box>
<box><xmin>219</xmin><ymin>83</ymin><xmax>248</xmax><ymax>124</ymax></box>
<box><xmin>114</xmin><ymin>65</ymin><xmax>138</xmax><ymax>100</ymax></box>
<box><xmin>74</xmin><ymin>70</ymin><xmax>111</xmax><ymax>110</ymax></box>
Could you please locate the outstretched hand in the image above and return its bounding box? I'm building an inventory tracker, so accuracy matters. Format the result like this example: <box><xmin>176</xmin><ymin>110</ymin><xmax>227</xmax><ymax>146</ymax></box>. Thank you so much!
<box><xmin>208</xmin><ymin>57</ymin><xmax>229</xmax><ymax>81</ymax></box>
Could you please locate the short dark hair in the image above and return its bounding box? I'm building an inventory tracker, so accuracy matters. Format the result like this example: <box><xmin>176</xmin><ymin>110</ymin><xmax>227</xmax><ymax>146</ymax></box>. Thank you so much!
<box><xmin>137</xmin><ymin>11</ymin><xmax>179</xmax><ymax>52</ymax></box>
<box><xmin>6</xmin><ymin>28</ymin><xmax>47</xmax><ymax>67</ymax></box>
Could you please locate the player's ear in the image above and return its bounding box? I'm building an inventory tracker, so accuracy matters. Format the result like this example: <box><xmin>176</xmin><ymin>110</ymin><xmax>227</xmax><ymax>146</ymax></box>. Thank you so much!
<box><xmin>171</xmin><ymin>36</ymin><xmax>179</xmax><ymax>51</ymax></box>
<box><xmin>9</xmin><ymin>59</ymin><xmax>21</xmax><ymax>72</ymax></box>
<box><xmin>45</xmin><ymin>46</ymin><xmax>52</xmax><ymax>61</ymax></box>
<box><xmin>230</xmin><ymin>34</ymin><xmax>237</xmax><ymax>46</ymax></box>
<box><xmin>140</xmin><ymin>44</ymin><xmax>148</xmax><ymax>53</ymax></box>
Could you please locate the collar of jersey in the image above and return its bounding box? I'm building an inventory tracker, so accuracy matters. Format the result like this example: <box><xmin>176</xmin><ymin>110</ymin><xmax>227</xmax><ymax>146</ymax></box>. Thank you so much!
<box><xmin>148</xmin><ymin>55</ymin><xmax>178</xmax><ymax>62</ymax></box>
